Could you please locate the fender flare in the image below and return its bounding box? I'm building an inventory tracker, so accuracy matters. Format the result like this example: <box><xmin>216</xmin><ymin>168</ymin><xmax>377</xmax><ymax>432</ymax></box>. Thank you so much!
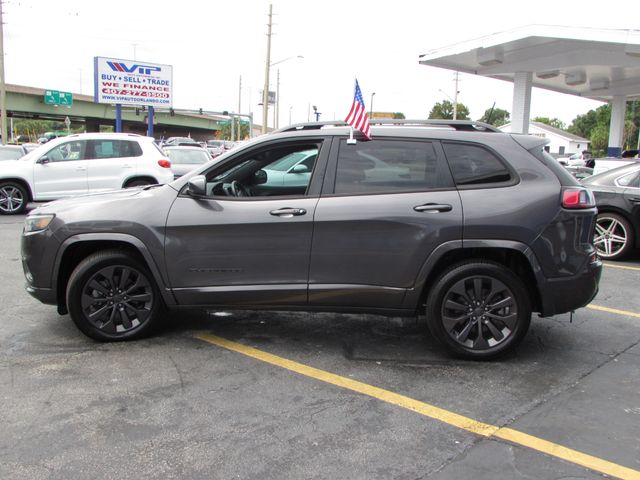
<box><xmin>52</xmin><ymin>232</ymin><xmax>176</xmax><ymax>307</ymax></box>
<box><xmin>402</xmin><ymin>239</ymin><xmax>544</xmax><ymax>309</ymax></box>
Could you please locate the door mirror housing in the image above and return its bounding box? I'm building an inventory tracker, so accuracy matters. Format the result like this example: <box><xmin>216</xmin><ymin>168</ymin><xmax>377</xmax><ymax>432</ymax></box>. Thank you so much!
<box><xmin>38</xmin><ymin>156</ymin><xmax>50</xmax><ymax>164</ymax></box>
<box><xmin>290</xmin><ymin>163</ymin><xmax>310</xmax><ymax>174</ymax></box>
<box><xmin>187</xmin><ymin>175</ymin><xmax>207</xmax><ymax>197</ymax></box>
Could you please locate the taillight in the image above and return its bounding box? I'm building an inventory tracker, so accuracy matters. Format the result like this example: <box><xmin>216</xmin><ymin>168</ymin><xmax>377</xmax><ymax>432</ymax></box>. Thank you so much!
<box><xmin>562</xmin><ymin>187</ymin><xmax>595</xmax><ymax>209</ymax></box>
<box><xmin>158</xmin><ymin>159</ymin><xmax>171</xmax><ymax>168</ymax></box>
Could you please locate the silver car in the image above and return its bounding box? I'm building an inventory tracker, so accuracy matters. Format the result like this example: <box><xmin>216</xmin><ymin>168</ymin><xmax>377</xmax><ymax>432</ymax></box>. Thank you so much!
<box><xmin>163</xmin><ymin>146</ymin><xmax>213</xmax><ymax>179</ymax></box>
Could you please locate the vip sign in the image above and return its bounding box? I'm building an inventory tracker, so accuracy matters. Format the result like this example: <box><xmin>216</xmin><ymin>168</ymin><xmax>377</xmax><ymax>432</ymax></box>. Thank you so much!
<box><xmin>94</xmin><ymin>56</ymin><xmax>173</xmax><ymax>107</ymax></box>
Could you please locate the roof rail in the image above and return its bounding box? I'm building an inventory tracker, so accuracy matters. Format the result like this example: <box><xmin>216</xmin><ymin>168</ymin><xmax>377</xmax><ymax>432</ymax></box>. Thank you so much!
<box><xmin>273</xmin><ymin>119</ymin><xmax>502</xmax><ymax>134</ymax></box>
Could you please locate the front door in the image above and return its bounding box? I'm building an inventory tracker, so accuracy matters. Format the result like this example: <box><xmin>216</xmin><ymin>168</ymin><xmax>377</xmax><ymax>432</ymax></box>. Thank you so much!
<box><xmin>309</xmin><ymin>137</ymin><xmax>463</xmax><ymax>308</ymax></box>
<box><xmin>165</xmin><ymin>139</ymin><xmax>328</xmax><ymax>306</ymax></box>
<box><xmin>33</xmin><ymin>139</ymin><xmax>88</xmax><ymax>199</ymax></box>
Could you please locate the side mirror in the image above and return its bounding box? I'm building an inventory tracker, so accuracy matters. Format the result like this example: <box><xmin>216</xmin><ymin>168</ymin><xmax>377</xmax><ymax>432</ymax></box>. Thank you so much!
<box><xmin>290</xmin><ymin>163</ymin><xmax>310</xmax><ymax>174</ymax></box>
<box><xmin>187</xmin><ymin>175</ymin><xmax>207</xmax><ymax>197</ymax></box>
<box><xmin>254</xmin><ymin>169</ymin><xmax>267</xmax><ymax>185</ymax></box>
<box><xmin>38</xmin><ymin>156</ymin><xmax>50</xmax><ymax>164</ymax></box>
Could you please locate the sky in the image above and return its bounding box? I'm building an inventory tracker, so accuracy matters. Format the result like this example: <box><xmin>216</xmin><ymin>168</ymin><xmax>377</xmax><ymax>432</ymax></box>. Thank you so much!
<box><xmin>3</xmin><ymin>0</ymin><xmax>639</xmax><ymax>128</ymax></box>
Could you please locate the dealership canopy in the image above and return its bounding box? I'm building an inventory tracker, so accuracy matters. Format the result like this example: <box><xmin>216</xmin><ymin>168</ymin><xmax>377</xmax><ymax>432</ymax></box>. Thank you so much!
<box><xmin>419</xmin><ymin>25</ymin><xmax>640</xmax><ymax>156</ymax></box>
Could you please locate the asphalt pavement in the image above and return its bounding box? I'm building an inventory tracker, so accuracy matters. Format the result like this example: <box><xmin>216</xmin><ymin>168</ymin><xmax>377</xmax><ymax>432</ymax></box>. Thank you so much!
<box><xmin>1</xmin><ymin>212</ymin><xmax>639</xmax><ymax>479</ymax></box>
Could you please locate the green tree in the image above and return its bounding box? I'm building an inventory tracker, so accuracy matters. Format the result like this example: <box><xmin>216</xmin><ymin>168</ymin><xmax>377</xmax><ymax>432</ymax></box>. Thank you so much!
<box><xmin>393</xmin><ymin>112</ymin><xmax>405</xmax><ymax>119</ymax></box>
<box><xmin>478</xmin><ymin>107</ymin><xmax>509</xmax><ymax>127</ymax></box>
<box><xmin>428</xmin><ymin>100</ymin><xmax>470</xmax><ymax>120</ymax></box>
<box><xmin>219</xmin><ymin>120</ymin><xmax>250</xmax><ymax>140</ymax></box>
<box><xmin>532</xmin><ymin>116</ymin><xmax>566</xmax><ymax>130</ymax></box>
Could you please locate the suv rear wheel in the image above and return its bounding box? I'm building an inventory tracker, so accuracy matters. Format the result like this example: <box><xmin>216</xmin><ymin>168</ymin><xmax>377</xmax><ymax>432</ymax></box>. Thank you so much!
<box><xmin>426</xmin><ymin>261</ymin><xmax>531</xmax><ymax>359</ymax></box>
<box><xmin>66</xmin><ymin>250</ymin><xmax>162</xmax><ymax>341</ymax></box>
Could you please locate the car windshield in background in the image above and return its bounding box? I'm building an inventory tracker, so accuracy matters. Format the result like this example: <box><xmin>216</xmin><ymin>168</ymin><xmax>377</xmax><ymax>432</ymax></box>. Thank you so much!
<box><xmin>0</xmin><ymin>147</ymin><xmax>25</xmax><ymax>160</ymax></box>
<box><xmin>165</xmin><ymin>149</ymin><xmax>211</xmax><ymax>165</ymax></box>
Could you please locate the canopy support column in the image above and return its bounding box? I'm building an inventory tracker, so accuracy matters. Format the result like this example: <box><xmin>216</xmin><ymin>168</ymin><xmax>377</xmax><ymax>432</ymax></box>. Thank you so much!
<box><xmin>607</xmin><ymin>95</ymin><xmax>626</xmax><ymax>157</ymax></box>
<box><xmin>511</xmin><ymin>72</ymin><xmax>532</xmax><ymax>134</ymax></box>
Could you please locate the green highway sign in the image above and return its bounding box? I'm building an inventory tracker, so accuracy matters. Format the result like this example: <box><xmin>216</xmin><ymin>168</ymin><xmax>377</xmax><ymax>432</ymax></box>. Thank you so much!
<box><xmin>44</xmin><ymin>90</ymin><xmax>73</xmax><ymax>106</ymax></box>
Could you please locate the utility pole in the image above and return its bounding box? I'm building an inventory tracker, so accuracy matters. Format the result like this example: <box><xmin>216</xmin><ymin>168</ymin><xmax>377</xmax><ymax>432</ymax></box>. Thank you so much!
<box><xmin>0</xmin><ymin>1</ymin><xmax>7</xmax><ymax>144</ymax></box>
<box><xmin>275</xmin><ymin>69</ymin><xmax>280</xmax><ymax>128</ymax></box>
<box><xmin>238</xmin><ymin>75</ymin><xmax>242</xmax><ymax>140</ymax></box>
<box><xmin>453</xmin><ymin>71</ymin><xmax>460</xmax><ymax>121</ymax></box>
<box><xmin>261</xmin><ymin>4</ymin><xmax>273</xmax><ymax>134</ymax></box>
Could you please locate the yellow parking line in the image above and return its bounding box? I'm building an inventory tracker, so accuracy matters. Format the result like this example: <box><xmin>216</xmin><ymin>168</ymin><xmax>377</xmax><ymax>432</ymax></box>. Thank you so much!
<box><xmin>587</xmin><ymin>304</ymin><xmax>640</xmax><ymax>319</ymax></box>
<box><xmin>196</xmin><ymin>333</ymin><xmax>640</xmax><ymax>480</ymax></box>
<box><xmin>602</xmin><ymin>262</ymin><xmax>640</xmax><ymax>272</ymax></box>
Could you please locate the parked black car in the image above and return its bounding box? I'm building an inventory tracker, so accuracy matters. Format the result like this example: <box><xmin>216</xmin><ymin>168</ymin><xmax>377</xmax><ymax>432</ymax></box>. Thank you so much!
<box><xmin>21</xmin><ymin>120</ymin><xmax>601</xmax><ymax>359</ymax></box>
<box><xmin>582</xmin><ymin>163</ymin><xmax>640</xmax><ymax>260</ymax></box>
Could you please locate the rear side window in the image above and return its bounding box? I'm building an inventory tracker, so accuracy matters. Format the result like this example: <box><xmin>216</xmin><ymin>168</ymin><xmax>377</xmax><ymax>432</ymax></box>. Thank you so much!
<box><xmin>443</xmin><ymin>142</ymin><xmax>512</xmax><ymax>186</ymax></box>
<box><xmin>334</xmin><ymin>139</ymin><xmax>452</xmax><ymax>194</ymax></box>
<box><xmin>88</xmin><ymin>140</ymin><xmax>143</xmax><ymax>159</ymax></box>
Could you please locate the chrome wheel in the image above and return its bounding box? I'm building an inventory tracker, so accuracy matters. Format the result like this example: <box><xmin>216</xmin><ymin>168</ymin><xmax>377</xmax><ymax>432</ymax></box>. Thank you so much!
<box><xmin>594</xmin><ymin>214</ymin><xmax>629</xmax><ymax>259</ymax></box>
<box><xmin>441</xmin><ymin>275</ymin><xmax>518</xmax><ymax>351</ymax></box>
<box><xmin>0</xmin><ymin>184</ymin><xmax>25</xmax><ymax>214</ymax></box>
<box><xmin>80</xmin><ymin>265</ymin><xmax>153</xmax><ymax>334</ymax></box>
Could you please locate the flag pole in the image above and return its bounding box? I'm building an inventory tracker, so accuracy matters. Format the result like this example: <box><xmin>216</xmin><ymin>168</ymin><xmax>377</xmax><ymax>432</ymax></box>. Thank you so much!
<box><xmin>347</xmin><ymin>126</ymin><xmax>356</xmax><ymax>144</ymax></box>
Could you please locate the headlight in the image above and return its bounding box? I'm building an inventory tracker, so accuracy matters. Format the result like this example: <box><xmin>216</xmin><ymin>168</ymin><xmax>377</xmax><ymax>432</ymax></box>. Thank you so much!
<box><xmin>24</xmin><ymin>214</ymin><xmax>55</xmax><ymax>234</ymax></box>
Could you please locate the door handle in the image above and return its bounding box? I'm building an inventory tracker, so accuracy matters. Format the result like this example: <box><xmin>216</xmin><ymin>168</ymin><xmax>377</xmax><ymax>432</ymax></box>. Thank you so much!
<box><xmin>413</xmin><ymin>203</ymin><xmax>452</xmax><ymax>213</ymax></box>
<box><xmin>269</xmin><ymin>207</ymin><xmax>307</xmax><ymax>217</ymax></box>
<box><xmin>121</xmin><ymin>164</ymin><xmax>133</xmax><ymax>169</ymax></box>
<box><xmin>76</xmin><ymin>166</ymin><xmax>87</xmax><ymax>171</ymax></box>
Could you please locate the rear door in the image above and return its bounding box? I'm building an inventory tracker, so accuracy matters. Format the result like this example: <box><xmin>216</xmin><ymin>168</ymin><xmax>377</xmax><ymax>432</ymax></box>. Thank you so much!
<box><xmin>308</xmin><ymin>137</ymin><xmax>462</xmax><ymax>308</ymax></box>
<box><xmin>86</xmin><ymin>139</ymin><xmax>142</xmax><ymax>192</ymax></box>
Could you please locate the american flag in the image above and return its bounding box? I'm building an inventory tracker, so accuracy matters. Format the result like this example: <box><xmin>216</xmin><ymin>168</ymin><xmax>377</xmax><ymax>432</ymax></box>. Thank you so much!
<box><xmin>345</xmin><ymin>79</ymin><xmax>371</xmax><ymax>139</ymax></box>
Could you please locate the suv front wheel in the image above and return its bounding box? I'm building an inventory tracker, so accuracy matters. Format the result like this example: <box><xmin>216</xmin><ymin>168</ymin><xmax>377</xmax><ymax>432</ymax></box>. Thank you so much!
<box><xmin>66</xmin><ymin>250</ymin><xmax>162</xmax><ymax>341</ymax></box>
<box><xmin>426</xmin><ymin>261</ymin><xmax>531</xmax><ymax>359</ymax></box>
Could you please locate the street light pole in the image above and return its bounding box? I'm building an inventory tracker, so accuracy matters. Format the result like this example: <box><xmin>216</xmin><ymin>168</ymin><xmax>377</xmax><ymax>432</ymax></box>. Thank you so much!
<box><xmin>0</xmin><ymin>1</ymin><xmax>7</xmax><ymax>145</ymax></box>
<box><xmin>369</xmin><ymin>92</ymin><xmax>376</xmax><ymax>118</ymax></box>
<box><xmin>261</xmin><ymin>4</ymin><xmax>273</xmax><ymax>134</ymax></box>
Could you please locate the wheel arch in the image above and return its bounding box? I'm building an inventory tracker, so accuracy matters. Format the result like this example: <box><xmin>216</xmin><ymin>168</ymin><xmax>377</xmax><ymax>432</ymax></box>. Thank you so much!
<box><xmin>122</xmin><ymin>175</ymin><xmax>158</xmax><ymax>188</ymax></box>
<box><xmin>53</xmin><ymin>234</ymin><xmax>175</xmax><ymax>314</ymax></box>
<box><xmin>404</xmin><ymin>240</ymin><xmax>542</xmax><ymax>314</ymax></box>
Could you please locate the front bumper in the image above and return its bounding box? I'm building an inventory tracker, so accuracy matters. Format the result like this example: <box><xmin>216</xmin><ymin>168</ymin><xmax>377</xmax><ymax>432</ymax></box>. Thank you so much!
<box><xmin>538</xmin><ymin>259</ymin><xmax>602</xmax><ymax>317</ymax></box>
<box><xmin>25</xmin><ymin>285</ymin><xmax>57</xmax><ymax>305</ymax></box>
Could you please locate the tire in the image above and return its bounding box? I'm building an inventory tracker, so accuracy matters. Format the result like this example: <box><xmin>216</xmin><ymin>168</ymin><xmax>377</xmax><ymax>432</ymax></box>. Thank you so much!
<box><xmin>66</xmin><ymin>250</ymin><xmax>163</xmax><ymax>341</ymax></box>
<box><xmin>594</xmin><ymin>213</ymin><xmax>633</xmax><ymax>260</ymax></box>
<box><xmin>425</xmin><ymin>261</ymin><xmax>532</xmax><ymax>360</ymax></box>
<box><xmin>125</xmin><ymin>179</ymin><xmax>154</xmax><ymax>188</ymax></box>
<box><xmin>0</xmin><ymin>181</ymin><xmax>28</xmax><ymax>215</ymax></box>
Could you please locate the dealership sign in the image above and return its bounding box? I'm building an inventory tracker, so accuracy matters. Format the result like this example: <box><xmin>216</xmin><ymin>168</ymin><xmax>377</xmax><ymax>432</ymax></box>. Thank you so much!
<box><xmin>93</xmin><ymin>56</ymin><xmax>173</xmax><ymax>107</ymax></box>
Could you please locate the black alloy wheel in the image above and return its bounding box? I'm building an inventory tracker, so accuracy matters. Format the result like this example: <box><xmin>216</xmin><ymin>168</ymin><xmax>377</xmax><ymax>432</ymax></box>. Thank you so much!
<box><xmin>426</xmin><ymin>261</ymin><xmax>531</xmax><ymax>359</ymax></box>
<box><xmin>67</xmin><ymin>250</ymin><xmax>162</xmax><ymax>341</ymax></box>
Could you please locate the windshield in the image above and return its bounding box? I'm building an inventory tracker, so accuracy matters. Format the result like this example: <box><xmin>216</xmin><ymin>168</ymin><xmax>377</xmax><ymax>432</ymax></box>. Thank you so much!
<box><xmin>165</xmin><ymin>149</ymin><xmax>210</xmax><ymax>165</ymax></box>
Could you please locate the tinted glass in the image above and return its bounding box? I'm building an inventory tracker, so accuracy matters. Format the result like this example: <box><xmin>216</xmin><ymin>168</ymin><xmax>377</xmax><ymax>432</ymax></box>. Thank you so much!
<box><xmin>89</xmin><ymin>140</ymin><xmax>142</xmax><ymax>159</ymax></box>
<box><xmin>616</xmin><ymin>171</ymin><xmax>640</xmax><ymax>188</ymax></box>
<box><xmin>45</xmin><ymin>140</ymin><xmax>84</xmax><ymax>162</ymax></box>
<box><xmin>334</xmin><ymin>139</ymin><xmax>445</xmax><ymax>194</ymax></box>
<box><xmin>443</xmin><ymin>143</ymin><xmax>511</xmax><ymax>186</ymax></box>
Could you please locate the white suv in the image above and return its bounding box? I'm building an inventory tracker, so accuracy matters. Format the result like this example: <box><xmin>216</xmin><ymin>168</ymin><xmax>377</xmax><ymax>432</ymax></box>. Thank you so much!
<box><xmin>0</xmin><ymin>132</ymin><xmax>173</xmax><ymax>214</ymax></box>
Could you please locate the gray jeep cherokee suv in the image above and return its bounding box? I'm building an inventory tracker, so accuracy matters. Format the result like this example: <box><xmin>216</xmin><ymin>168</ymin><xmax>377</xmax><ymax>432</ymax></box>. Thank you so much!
<box><xmin>22</xmin><ymin>120</ymin><xmax>602</xmax><ymax>359</ymax></box>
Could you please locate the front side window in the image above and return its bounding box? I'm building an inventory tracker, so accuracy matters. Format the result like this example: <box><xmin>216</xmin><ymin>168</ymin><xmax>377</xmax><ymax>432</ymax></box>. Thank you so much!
<box><xmin>334</xmin><ymin>139</ymin><xmax>448</xmax><ymax>195</ymax></box>
<box><xmin>88</xmin><ymin>140</ymin><xmax>143</xmax><ymax>159</ymax></box>
<box><xmin>202</xmin><ymin>143</ymin><xmax>321</xmax><ymax>198</ymax></box>
<box><xmin>443</xmin><ymin>142</ymin><xmax>512</xmax><ymax>186</ymax></box>
<box><xmin>44</xmin><ymin>140</ymin><xmax>85</xmax><ymax>162</ymax></box>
